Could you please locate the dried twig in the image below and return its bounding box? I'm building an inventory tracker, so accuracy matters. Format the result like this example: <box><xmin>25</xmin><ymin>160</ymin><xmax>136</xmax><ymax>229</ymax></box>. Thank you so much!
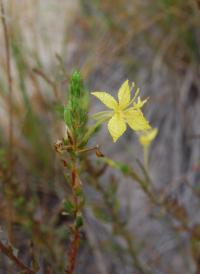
<box><xmin>32</xmin><ymin>68</ymin><xmax>59</xmax><ymax>100</ymax></box>
<box><xmin>0</xmin><ymin>240</ymin><xmax>35</xmax><ymax>274</ymax></box>
<box><xmin>0</xmin><ymin>0</ymin><xmax>13</xmax><ymax>176</ymax></box>
<box><xmin>0</xmin><ymin>0</ymin><xmax>14</xmax><ymax>245</ymax></box>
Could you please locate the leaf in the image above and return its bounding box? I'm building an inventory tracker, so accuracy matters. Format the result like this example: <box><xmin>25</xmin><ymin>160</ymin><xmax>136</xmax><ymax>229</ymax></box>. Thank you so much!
<box><xmin>75</xmin><ymin>213</ymin><xmax>84</xmax><ymax>228</ymax></box>
<box><xmin>63</xmin><ymin>200</ymin><xmax>75</xmax><ymax>215</ymax></box>
<box><xmin>64</xmin><ymin>106</ymin><xmax>72</xmax><ymax>127</ymax></box>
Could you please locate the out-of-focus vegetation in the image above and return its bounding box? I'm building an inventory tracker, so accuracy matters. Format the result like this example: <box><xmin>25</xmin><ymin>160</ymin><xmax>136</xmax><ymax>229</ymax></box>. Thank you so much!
<box><xmin>0</xmin><ymin>0</ymin><xmax>200</xmax><ymax>274</ymax></box>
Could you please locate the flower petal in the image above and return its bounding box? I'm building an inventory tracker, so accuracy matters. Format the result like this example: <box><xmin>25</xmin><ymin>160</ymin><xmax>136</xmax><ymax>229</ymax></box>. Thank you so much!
<box><xmin>125</xmin><ymin>108</ymin><xmax>151</xmax><ymax>131</ymax></box>
<box><xmin>92</xmin><ymin>92</ymin><xmax>118</xmax><ymax>109</ymax></box>
<box><xmin>139</xmin><ymin>128</ymin><xmax>158</xmax><ymax>147</ymax></box>
<box><xmin>118</xmin><ymin>80</ymin><xmax>130</xmax><ymax>109</ymax></box>
<box><xmin>108</xmin><ymin>113</ymin><xmax>126</xmax><ymax>142</ymax></box>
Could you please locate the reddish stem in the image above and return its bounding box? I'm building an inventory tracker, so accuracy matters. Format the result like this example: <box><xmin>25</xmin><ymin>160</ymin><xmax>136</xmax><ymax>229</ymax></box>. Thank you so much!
<box><xmin>0</xmin><ymin>241</ymin><xmax>35</xmax><ymax>274</ymax></box>
<box><xmin>65</xmin><ymin>230</ymin><xmax>80</xmax><ymax>274</ymax></box>
<box><xmin>65</xmin><ymin>163</ymin><xmax>81</xmax><ymax>274</ymax></box>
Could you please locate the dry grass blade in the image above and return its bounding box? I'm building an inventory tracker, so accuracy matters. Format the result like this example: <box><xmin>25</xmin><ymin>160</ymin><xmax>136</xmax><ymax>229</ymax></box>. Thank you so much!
<box><xmin>0</xmin><ymin>0</ymin><xmax>14</xmax><ymax>247</ymax></box>
<box><xmin>0</xmin><ymin>0</ymin><xmax>13</xmax><ymax>176</ymax></box>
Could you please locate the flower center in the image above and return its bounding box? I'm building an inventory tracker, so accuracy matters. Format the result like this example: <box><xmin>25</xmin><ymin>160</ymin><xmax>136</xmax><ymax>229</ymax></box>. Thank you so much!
<box><xmin>115</xmin><ymin>108</ymin><xmax>122</xmax><ymax>115</ymax></box>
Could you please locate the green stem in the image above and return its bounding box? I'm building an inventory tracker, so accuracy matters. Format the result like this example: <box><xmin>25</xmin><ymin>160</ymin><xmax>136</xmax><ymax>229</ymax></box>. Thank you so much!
<box><xmin>144</xmin><ymin>146</ymin><xmax>149</xmax><ymax>172</ymax></box>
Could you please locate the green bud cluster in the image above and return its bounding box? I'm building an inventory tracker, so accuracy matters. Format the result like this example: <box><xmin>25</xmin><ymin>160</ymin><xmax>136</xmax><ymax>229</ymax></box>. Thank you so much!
<box><xmin>64</xmin><ymin>70</ymin><xmax>89</xmax><ymax>143</ymax></box>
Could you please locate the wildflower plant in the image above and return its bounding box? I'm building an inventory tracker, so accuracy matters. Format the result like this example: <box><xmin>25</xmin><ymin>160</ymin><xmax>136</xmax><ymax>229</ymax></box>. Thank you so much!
<box><xmin>1</xmin><ymin>0</ymin><xmax>200</xmax><ymax>273</ymax></box>
<box><xmin>54</xmin><ymin>75</ymin><xmax>157</xmax><ymax>273</ymax></box>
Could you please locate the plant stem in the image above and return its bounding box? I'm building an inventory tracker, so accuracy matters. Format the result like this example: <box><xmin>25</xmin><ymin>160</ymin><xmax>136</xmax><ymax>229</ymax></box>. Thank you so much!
<box><xmin>66</xmin><ymin>228</ymin><xmax>80</xmax><ymax>274</ymax></box>
<box><xmin>0</xmin><ymin>0</ymin><xmax>13</xmax><ymax>179</ymax></box>
<box><xmin>0</xmin><ymin>240</ymin><xmax>35</xmax><ymax>274</ymax></box>
<box><xmin>143</xmin><ymin>146</ymin><xmax>149</xmax><ymax>172</ymax></box>
<box><xmin>0</xmin><ymin>0</ymin><xmax>14</xmax><ymax>245</ymax></box>
<box><xmin>65</xmin><ymin>160</ymin><xmax>81</xmax><ymax>274</ymax></box>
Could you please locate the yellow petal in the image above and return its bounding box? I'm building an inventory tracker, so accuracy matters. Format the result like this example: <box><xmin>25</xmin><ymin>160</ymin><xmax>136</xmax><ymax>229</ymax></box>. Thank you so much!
<box><xmin>125</xmin><ymin>108</ymin><xmax>151</xmax><ymax>131</ymax></box>
<box><xmin>118</xmin><ymin>80</ymin><xmax>131</xmax><ymax>109</ymax></box>
<box><xmin>139</xmin><ymin>128</ymin><xmax>158</xmax><ymax>147</ymax></box>
<box><xmin>108</xmin><ymin>113</ymin><xmax>126</xmax><ymax>142</ymax></box>
<box><xmin>92</xmin><ymin>92</ymin><xmax>118</xmax><ymax>110</ymax></box>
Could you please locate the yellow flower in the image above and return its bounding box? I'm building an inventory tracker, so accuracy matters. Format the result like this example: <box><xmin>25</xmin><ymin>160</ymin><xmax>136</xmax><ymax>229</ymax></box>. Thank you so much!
<box><xmin>139</xmin><ymin>128</ymin><xmax>158</xmax><ymax>148</ymax></box>
<box><xmin>92</xmin><ymin>80</ymin><xmax>151</xmax><ymax>142</ymax></box>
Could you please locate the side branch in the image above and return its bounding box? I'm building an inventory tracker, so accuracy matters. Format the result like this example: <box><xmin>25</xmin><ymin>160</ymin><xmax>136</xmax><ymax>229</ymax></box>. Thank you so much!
<box><xmin>0</xmin><ymin>240</ymin><xmax>35</xmax><ymax>274</ymax></box>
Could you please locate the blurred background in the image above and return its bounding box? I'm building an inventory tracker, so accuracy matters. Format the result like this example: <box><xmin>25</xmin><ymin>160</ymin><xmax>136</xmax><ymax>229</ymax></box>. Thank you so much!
<box><xmin>0</xmin><ymin>0</ymin><xmax>200</xmax><ymax>273</ymax></box>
